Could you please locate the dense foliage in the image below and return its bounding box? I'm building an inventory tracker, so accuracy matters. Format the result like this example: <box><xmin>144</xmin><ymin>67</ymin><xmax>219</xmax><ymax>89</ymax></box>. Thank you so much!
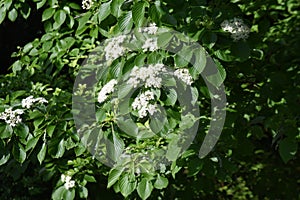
<box><xmin>0</xmin><ymin>0</ymin><xmax>299</xmax><ymax>199</ymax></box>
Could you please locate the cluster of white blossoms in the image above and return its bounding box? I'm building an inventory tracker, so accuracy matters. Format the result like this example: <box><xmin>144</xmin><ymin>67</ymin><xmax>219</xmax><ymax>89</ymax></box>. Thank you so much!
<box><xmin>127</xmin><ymin>64</ymin><xmax>167</xmax><ymax>88</ymax></box>
<box><xmin>139</xmin><ymin>23</ymin><xmax>158</xmax><ymax>35</ymax></box>
<box><xmin>82</xmin><ymin>0</ymin><xmax>93</xmax><ymax>10</ymax></box>
<box><xmin>174</xmin><ymin>68</ymin><xmax>193</xmax><ymax>85</ymax></box>
<box><xmin>221</xmin><ymin>18</ymin><xmax>250</xmax><ymax>41</ymax></box>
<box><xmin>97</xmin><ymin>79</ymin><xmax>118</xmax><ymax>103</ymax></box>
<box><xmin>104</xmin><ymin>35</ymin><xmax>127</xmax><ymax>61</ymax></box>
<box><xmin>61</xmin><ymin>174</ymin><xmax>75</xmax><ymax>190</ymax></box>
<box><xmin>132</xmin><ymin>91</ymin><xmax>158</xmax><ymax>118</ymax></box>
<box><xmin>0</xmin><ymin>108</ymin><xmax>24</xmax><ymax>127</ymax></box>
<box><xmin>142</xmin><ymin>38</ymin><xmax>158</xmax><ymax>52</ymax></box>
<box><xmin>21</xmin><ymin>96</ymin><xmax>48</xmax><ymax>109</ymax></box>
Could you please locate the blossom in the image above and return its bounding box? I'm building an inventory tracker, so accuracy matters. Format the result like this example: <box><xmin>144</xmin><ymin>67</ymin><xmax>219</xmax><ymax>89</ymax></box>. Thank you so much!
<box><xmin>127</xmin><ymin>64</ymin><xmax>167</xmax><ymax>88</ymax></box>
<box><xmin>142</xmin><ymin>38</ymin><xmax>158</xmax><ymax>52</ymax></box>
<box><xmin>21</xmin><ymin>96</ymin><xmax>48</xmax><ymax>109</ymax></box>
<box><xmin>104</xmin><ymin>35</ymin><xmax>127</xmax><ymax>61</ymax></box>
<box><xmin>82</xmin><ymin>0</ymin><xmax>93</xmax><ymax>10</ymax></box>
<box><xmin>139</xmin><ymin>23</ymin><xmax>158</xmax><ymax>35</ymax></box>
<box><xmin>132</xmin><ymin>91</ymin><xmax>158</xmax><ymax>118</ymax></box>
<box><xmin>97</xmin><ymin>79</ymin><xmax>118</xmax><ymax>103</ymax></box>
<box><xmin>61</xmin><ymin>174</ymin><xmax>75</xmax><ymax>190</ymax></box>
<box><xmin>174</xmin><ymin>68</ymin><xmax>193</xmax><ymax>85</ymax></box>
<box><xmin>221</xmin><ymin>18</ymin><xmax>250</xmax><ymax>41</ymax></box>
<box><xmin>0</xmin><ymin>107</ymin><xmax>24</xmax><ymax>127</ymax></box>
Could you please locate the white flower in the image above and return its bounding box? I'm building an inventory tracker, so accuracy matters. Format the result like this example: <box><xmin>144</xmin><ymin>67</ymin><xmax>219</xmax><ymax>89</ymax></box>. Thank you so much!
<box><xmin>61</xmin><ymin>174</ymin><xmax>75</xmax><ymax>190</ymax></box>
<box><xmin>104</xmin><ymin>35</ymin><xmax>127</xmax><ymax>61</ymax></box>
<box><xmin>132</xmin><ymin>91</ymin><xmax>158</xmax><ymax>118</ymax></box>
<box><xmin>22</xmin><ymin>96</ymin><xmax>48</xmax><ymax>109</ymax></box>
<box><xmin>139</xmin><ymin>23</ymin><xmax>158</xmax><ymax>35</ymax></box>
<box><xmin>97</xmin><ymin>79</ymin><xmax>118</xmax><ymax>103</ymax></box>
<box><xmin>142</xmin><ymin>38</ymin><xmax>158</xmax><ymax>52</ymax></box>
<box><xmin>127</xmin><ymin>64</ymin><xmax>166</xmax><ymax>88</ymax></box>
<box><xmin>82</xmin><ymin>0</ymin><xmax>93</xmax><ymax>10</ymax></box>
<box><xmin>0</xmin><ymin>107</ymin><xmax>24</xmax><ymax>127</ymax></box>
<box><xmin>221</xmin><ymin>18</ymin><xmax>250</xmax><ymax>41</ymax></box>
<box><xmin>174</xmin><ymin>68</ymin><xmax>193</xmax><ymax>85</ymax></box>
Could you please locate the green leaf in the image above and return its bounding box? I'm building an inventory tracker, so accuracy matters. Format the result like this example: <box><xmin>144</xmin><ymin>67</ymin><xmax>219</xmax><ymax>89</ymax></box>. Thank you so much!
<box><xmin>79</xmin><ymin>186</ymin><xmax>88</xmax><ymax>199</ymax></box>
<box><xmin>118</xmin><ymin>11</ymin><xmax>133</xmax><ymax>32</ymax></box>
<box><xmin>53</xmin><ymin>10</ymin><xmax>66</xmax><ymax>29</ymax></box>
<box><xmin>0</xmin><ymin>124</ymin><xmax>13</xmax><ymax>139</ymax></box>
<box><xmin>84</xmin><ymin>174</ymin><xmax>96</xmax><ymax>182</ymax></box>
<box><xmin>132</xmin><ymin>1</ymin><xmax>147</xmax><ymax>27</ymax></box>
<box><xmin>119</xmin><ymin>173</ymin><xmax>136</xmax><ymax>197</ymax></box>
<box><xmin>0</xmin><ymin>8</ymin><xmax>6</xmax><ymax>24</ymax></box>
<box><xmin>25</xmin><ymin>135</ymin><xmax>40</xmax><ymax>151</ymax></box>
<box><xmin>46</xmin><ymin>125</ymin><xmax>56</xmax><ymax>137</ymax></box>
<box><xmin>149</xmin><ymin>1</ymin><xmax>163</xmax><ymax>23</ymax></box>
<box><xmin>42</xmin><ymin>7</ymin><xmax>55</xmax><ymax>21</ymax></box>
<box><xmin>116</xmin><ymin>117</ymin><xmax>138</xmax><ymax>136</ymax></box>
<box><xmin>107</xmin><ymin>168</ymin><xmax>123</xmax><ymax>188</ymax></box>
<box><xmin>52</xmin><ymin>186</ymin><xmax>65</xmax><ymax>200</ymax></box>
<box><xmin>8</xmin><ymin>8</ymin><xmax>18</xmax><ymax>22</ymax></box>
<box><xmin>150</xmin><ymin>113</ymin><xmax>166</xmax><ymax>134</ymax></box>
<box><xmin>15</xmin><ymin>123</ymin><xmax>29</xmax><ymax>138</ymax></box>
<box><xmin>37</xmin><ymin>143</ymin><xmax>47</xmax><ymax>164</ymax></box>
<box><xmin>98</xmin><ymin>1</ymin><xmax>111</xmax><ymax>22</ymax></box>
<box><xmin>0</xmin><ymin>153</ymin><xmax>10</xmax><ymax>166</ymax></box>
<box><xmin>63</xmin><ymin>189</ymin><xmax>75</xmax><ymax>200</ymax></box>
<box><xmin>37</xmin><ymin>0</ymin><xmax>47</xmax><ymax>9</ymax></box>
<box><xmin>214</xmin><ymin>49</ymin><xmax>235</xmax><ymax>62</ymax></box>
<box><xmin>12</xmin><ymin>143</ymin><xmax>26</xmax><ymax>163</ymax></box>
<box><xmin>206</xmin><ymin>58</ymin><xmax>226</xmax><ymax>87</ymax></box>
<box><xmin>111</xmin><ymin>0</ymin><xmax>123</xmax><ymax>18</ymax></box>
<box><xmin>166</xmin><ymin>137</ymin><xmax>181</xmax><ymax>161</ymax></box>
<box><xmin>157</xmin><ymin>32</ymin><xmax>173</xmax><ymax>48</ymax></box>
<box><xmin>137</xmin><ymin>178</ymin><xmax>153</xmax><ymax>200</ymax></box>
<box><xmin>279</xmin><ymin>137</ymin><xmax>298</xmax><ymax>163</ymax></box>
<box><xmin>154</xmin><ymin>174</ymin><xmax>168</xmax><ymax>189</ymax></box>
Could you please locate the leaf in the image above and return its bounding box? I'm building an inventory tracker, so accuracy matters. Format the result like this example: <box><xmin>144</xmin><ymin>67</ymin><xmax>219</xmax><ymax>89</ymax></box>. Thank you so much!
<box><xmin>119</xmin><ymin>173</ymin><xmax>136</xmax><ymax>197</ymax></box>
<box><xmin>154</xmin><ymin>174</ymin><xmax>168</xmax><ymax>189</ymax></box>
<box><xmin>0</xmin><ymin>123</ymin><xmax>13</xmax><ymax>139</ymax></box>
<box><xmin>150</xmin><ymin>113</ymin><xmax>166</xmax><ymax>134</ymax></box>
<box><xmin>15</xmin><ymin>123</ymin><xmax>29</xmax><ymax>138</ymax></box>
<box><xmin>8</xmin><ymin>8</ymin><xmax>18</xmax><ymax>22</ymax></box>
<box><xmin>84</xmin><ymin>174</ymin><xmax>96</xmax><ymax>182</ymax></box>
<box><xmin>116</xmin><ymin>117</ymin><xmax>138</xmax><ymax>137</ymax></box>
<box><xmin>52</xmin><ymin>186</ymin><xmax>65</xmax><ymax>200</ymax></box>
<box><xmin>279</xmin><ymin>137</ymin><xmax>298</xmax><ymax>163</ymax></box>
<box><xmin>137</xmin><ymin>178</ymin><xmax>153</xmax><ymax>200</ymax></box>
<box><xmin>37</xmin><ymin>143</ymin><xmax>47</xmax><ymax>164</ymax></box>
<box><xmin>107</xmin><ymin>168</ymin><xmax>123</xmax><ymax>188</ymax></box>
<box><xmin>79</xmin><ymin>186</ymin><xmax>88</xmax><ymax>199</ymax></box>
<box><xmin>98</xmin><ymin>1</ymin><xmax>111</xmax><ymax>22</ymax></box>
<box><xmin>110</xmin><ymin>0</ymin><xmax>123</xmax><ymax>18</ymax></box>
<box><xmin>191</xmin><ymin>47</ymin><xmax>206</xmax><ymax>76</ymax></box>
<box><xmin>214</xmin><ymin>49</ymin><xmax>235</xmax><ymax>62</ymax></box>
<box><xmin>118</xmin><ymin>11</ymin><xmax>133</xmax><ymax>32</ymax></box>
<box><xmin>12</xmin><ymin>143</ymin><xmax>26</xmax><ymax>163</ymax></box>
<box><xmin>63</xmin><ymin>189</ymin><xmax>75</xmax><ymax>200</ymax></box>
<box><xmin>37</xmin><ymin>0</ymin><xmax>47</xmax><ymax>9</ymax></box>
<box><xmin>206</xmin><ymin>58</ymin><xmax>226</xmax><ymax>87</ymax></box>
<box><xmin>0</xmin><ymin>8</ymin><xmax>6</xmax><ymax>24</ymax></box>
<box><xmin>157</xmin><ymin>32</ymin><xmax>173</xmax><ymax>48</ymax></box>
<box><xmin>132</xmin><ymin>1</ymin><xmax>147</xmax><ymax>27</ymax></box>
<box><xmin>42</xmin><ymin>7</ymin><xmax>55</xmax><ymax>21</ymax></box>
<box><xmin>166</xmin><ymin>137</ymin><xmax>181</xmax><ymax>161</ymax></box>
<box><xmin>53</xmin><ymin>10</ymin><xmax>66</xmax><ymax>29</ymax></box>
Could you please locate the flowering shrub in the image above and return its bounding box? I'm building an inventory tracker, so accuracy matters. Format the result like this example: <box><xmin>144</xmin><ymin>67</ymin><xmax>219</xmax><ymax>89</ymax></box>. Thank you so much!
<box><xmin>0</xmin><ymin>0</ymin><xmax>299</xmax><ymax>199</ymax></box>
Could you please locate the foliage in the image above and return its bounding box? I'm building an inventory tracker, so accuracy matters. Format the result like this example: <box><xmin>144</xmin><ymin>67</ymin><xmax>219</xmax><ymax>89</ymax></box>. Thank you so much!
<box><xmin>0</xmin><ymin>0</ymin><xmax>299</xmax><ymax>199</ymax></box>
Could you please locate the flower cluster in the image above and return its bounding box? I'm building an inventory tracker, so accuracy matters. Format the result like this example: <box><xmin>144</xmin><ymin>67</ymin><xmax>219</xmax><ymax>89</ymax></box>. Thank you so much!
<box><xmin>132</xmin><ymin>91</ymin><xmax>158</xmax><ymax>118</ymax></box>
<box><xmin>82</xmin><ymin>0</ymin><xmax>93</xmax><ymax>10</ymax></box>
<box><xmin>174</xmin><ymin>68</ymin><xmax>193</xmax><ymax>85</ymax></box>
<box><xmin>139</xmin><ymin>23</ymin><xmax>158</xmax><ymax>35</ymax></box>
<box><xmin>0</xmin><ymin>108</ymin><xmax>24</xmax><ymax>127</ymax></box>
<box><xmin>142</xmin><ymin>38</ymin><xmax>158</xmax><ymax>52</ymax></box>
<box><xmin>221</xmin><ymin>18</ymin><xmax>250</xmax><ymax>41</ymax></box>
<box><xmin>61</xmin><ymin>174</ymin><xmax>75</xmax><ymax>190</ymax></box>
<box><xmin>127</xmin><ymin>64</ymin><xmax>166</xmax><ymax>88</ymax></box>
<box><xmin>21</xmin><ymin>96</ymin><xmax>48</xmax><ymax>109</ymax></box>
<box><xmin>97</xmin><ymin>79</ymin><xmax>118</xmax><ymax>103</ymax></box>
<box><xmin>104</xmin><ymin>35</ymin><xmax>127</xmax><ymax>61</ymax></box>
